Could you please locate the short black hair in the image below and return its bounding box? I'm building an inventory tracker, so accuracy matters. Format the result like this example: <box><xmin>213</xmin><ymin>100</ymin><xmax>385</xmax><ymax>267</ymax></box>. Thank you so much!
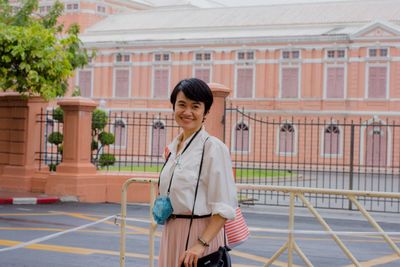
<box><xmin>170</xmin><ymin>78</ymin><xmax>213</xmax><ymax>114</ymax></box>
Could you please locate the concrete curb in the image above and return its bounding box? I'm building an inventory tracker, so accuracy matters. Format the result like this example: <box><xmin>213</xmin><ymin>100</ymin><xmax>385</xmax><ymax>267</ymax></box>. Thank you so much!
<box><xmin>0</xmin><ymin>196</ymin><xmax>79</xmax><ymax>205</ymax></box>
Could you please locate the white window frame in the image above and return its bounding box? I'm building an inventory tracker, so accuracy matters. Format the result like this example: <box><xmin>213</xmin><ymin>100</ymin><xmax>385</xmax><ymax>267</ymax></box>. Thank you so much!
<box><xmin>323</xmin><ymin>63</ymin><xmax>347</xmax><ymax>99</ymax></box>
<box><xmin>149</xmin><ymin>120</ymin><xmax>167</xmax><ymax>156</ymax></box>
<box><xmin>110</xmin><ymin>118</ymin><xmax>128</xmax><ymax>149</ymax></box>
<box><xmin>112</xmin><ymin>68</ymin><xmax>131</xmax><ymax>98</ymax></box>
<box><xmin>281</xmin><ymin>50</ymin><xmax>301</xmax><ymax>61</ymax></box>
<box><xmin>325</xmin><ymin>49</ymin><xmax>347</xmax><ymax>59</ymax></box>
<box><xmin>194</xmin><ymin>51</ymin><xmax>212</xmax><ymax>62</ymax></box>
<box><xmin>234</xmin><ymin>65</ymin><xmax>255</xmax><ymax>98</ymax></box>
<box><xmin>279</xmin><ymin>65</ymin><xmax>301</xmax><ymax>99</ymax></box>
<box><xmin>320</xmin><ymin>123</ymin><xmax>343</xmax><ymax>158</ymax></box>
<box><xmin>231</xmin><ymin>121</ymin><xmax>251</xmax><ymax>154</ymax></box>
<box><xmin>154</xmin><ymin>52</ymin><xmax>171</xmax><ymax>63</ymax></box>
<box><xmin>368</xmin><ymin>47</ymin><xmax>389</xmax><ymax>59</ymax></box>
<box><xmin>365</xmin><ymin>62</ymin><xmax>389</xmax><ymax>99</ymax></box>
<box><xmin>76</xmin><ymin>68</ymin><xmax>94</xmax><ymax>97</ymax></box>
<box><xmin>237</xmin><ymin>50</ymin><xmax>255</xmax><ymax>61</ymax></box>
<box><xmin>151</xmin><ymin>66</ymin><xmax>171</xmax><ymax>99</ymax></box>
<box><xmin>96</xmin><ymin>4</ymin><xmax>106</xmax><ymax>14</ymax></box>
<box><xmin>276</xmin><ymin>121</ymin><xmax>298</xmax><ymax>156</ymax></box>
<box><xmin>359</xmin><ymin>117</ymin><xmax>392</xmax><ymax>167</ymax></box>
<box><xmin>115</xmin><ymin>53</ymin><xmax>130</xmax><ymax>64</ymax></box>
<box><xmin>64</xmin><ymin>2</ymin><xmax>80</xmax><ymax>12</ymax></box>
<box><xmin>192</xmin><ymin>65</ymin><xmax>212</xmax><ymax>83</ymax></box>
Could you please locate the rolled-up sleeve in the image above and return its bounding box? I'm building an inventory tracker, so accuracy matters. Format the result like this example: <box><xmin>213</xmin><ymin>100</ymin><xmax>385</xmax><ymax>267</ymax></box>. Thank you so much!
<box><xmin>204</xmin><ymin>137</ymin><xmax>238</xmax><ymax>220</ymax></box>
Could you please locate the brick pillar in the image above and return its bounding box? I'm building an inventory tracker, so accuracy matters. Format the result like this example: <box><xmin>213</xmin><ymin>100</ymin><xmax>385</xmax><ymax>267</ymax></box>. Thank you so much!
<box><xmin>45</xmin><ymin>97</ymin><xmax>106</xmax><ymax>202</ymax></box>
<box><xmin>205</xmin><ymin>83</ymin><xmax>231</xmax><ymax>142</ymax></box>
<box><xmin>0</xmin><ymin>93</ymin><xmax>48</xmax><ymax>192</ymax></box>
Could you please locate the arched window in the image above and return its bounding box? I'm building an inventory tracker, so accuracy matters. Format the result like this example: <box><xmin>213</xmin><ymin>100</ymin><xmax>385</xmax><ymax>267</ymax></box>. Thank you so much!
<box><xmin>324</xmin><ymin>124</ymin><xmax>340</xmax><ymax>155</ymax></box>
<box><xmin>114</xmin><ymin>119</ymin><xmax>126</xmax><ymax>147</ymax></box>
<box><xmin>365</xmin><ymin>123</ymin><xmax>387</xmax><ymax>167</ymax></box>
<box><xmin>279</xmin><ymin>123</ymin><xmax>295</xmax><ymax>154</ymax></box>
<box><xmin>234</xmin><ymin>122</ymin><xmax>249</xmax><ymax>152</ymax></box>
<box><xmin>152</xmin><ymin>121</ymin><xmax>166</xmax><ymax>156</ymax></box>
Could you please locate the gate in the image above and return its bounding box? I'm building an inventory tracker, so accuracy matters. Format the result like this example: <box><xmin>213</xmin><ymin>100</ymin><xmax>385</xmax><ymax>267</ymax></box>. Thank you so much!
<box><xmin>224</xmin><ymin>105</ymin><xmax>400</xmax><ymax>212</ymax></box>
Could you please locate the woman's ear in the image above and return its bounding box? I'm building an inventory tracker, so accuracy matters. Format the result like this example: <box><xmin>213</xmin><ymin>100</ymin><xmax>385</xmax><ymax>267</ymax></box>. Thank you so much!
<box><xmin>202</xmin><ymin>112</ymin><xmax>209</xmax><ymax>122</ymax></box>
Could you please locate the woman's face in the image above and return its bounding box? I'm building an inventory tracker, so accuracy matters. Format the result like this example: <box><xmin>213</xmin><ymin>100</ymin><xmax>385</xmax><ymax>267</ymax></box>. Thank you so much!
<box><xmin>174</xmin><ymin>91</ymin><xmax>206</xmax><ymax>135</ymax></box>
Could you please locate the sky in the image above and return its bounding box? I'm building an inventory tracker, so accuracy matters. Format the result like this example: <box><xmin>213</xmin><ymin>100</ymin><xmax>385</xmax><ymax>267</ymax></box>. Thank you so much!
<box><xmin>212</xmin><ymin>0</ymin><xmax>352</xmax><ymax>5</ymax></box>
<box><xmin>143</xmin><ymin>0</ymin><xmax>356</xmax><ymax>8</ymax></box>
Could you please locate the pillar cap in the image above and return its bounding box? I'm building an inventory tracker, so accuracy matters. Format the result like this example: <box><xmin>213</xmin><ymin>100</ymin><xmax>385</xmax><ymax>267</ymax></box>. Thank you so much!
<box><xmin>207</xmin><ymin>83</ymin><xmax>231</xmax><ymax>97</ymax></box>
<box><xmin>57</xmin><ymin>97</ymin><xmax>97</xmax><ymax>108</ymax></box>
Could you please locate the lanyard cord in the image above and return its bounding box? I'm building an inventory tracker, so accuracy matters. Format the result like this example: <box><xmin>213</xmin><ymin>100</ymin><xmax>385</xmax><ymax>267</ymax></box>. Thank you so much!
<box><xmin>157</xmin><ymin>128</ymin><xmax>202</xmax><ymax>194</ymax></box>
<box><xmin>184</xmin><ymin>137</ymin><xmax>209</xmax><ymax>250</ymax></box>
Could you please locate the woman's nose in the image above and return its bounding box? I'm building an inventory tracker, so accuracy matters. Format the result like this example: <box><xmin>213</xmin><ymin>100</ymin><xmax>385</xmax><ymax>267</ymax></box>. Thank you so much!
<box><xmin>182</xmin><ymin>107</ymin><xmax>192</xmax><ymax>114</ymax></box>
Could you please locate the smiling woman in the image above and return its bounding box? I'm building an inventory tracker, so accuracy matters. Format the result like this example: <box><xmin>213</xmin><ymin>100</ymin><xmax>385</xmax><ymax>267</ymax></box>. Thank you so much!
<box><xmin>155</xmin><ymin>78</ymin><xmax>238</xmax><ymax>267</ymax></box>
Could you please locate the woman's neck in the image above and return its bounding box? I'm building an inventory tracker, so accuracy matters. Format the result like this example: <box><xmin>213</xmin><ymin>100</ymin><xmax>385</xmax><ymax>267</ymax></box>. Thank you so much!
<box><xmin>177</xmin><ymin>126</ymin><xmax>202</xmax><ymax>154</ymax></box>
<box><xmin>181</xmin><ymin>126</ymin><xmax>202</xmax><ymax>143</ymax></box>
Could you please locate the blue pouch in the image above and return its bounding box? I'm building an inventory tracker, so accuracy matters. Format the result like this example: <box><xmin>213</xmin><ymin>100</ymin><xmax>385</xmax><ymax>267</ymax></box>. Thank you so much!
<box><xmin>152</xmin><ymin>195</ymin><xmax>173</xmax><ymax>225</ymax></box>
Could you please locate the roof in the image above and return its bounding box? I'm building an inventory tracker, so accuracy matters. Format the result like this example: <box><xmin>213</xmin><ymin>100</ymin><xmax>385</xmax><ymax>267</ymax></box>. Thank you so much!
<box><xmin>81</xmin><ymin>0</ymin><xmax>400</xmax><ymax>46</ymax></box>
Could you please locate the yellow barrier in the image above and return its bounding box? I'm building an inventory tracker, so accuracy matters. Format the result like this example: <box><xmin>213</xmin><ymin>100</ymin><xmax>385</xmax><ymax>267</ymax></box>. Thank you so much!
<box><xmin>119</xmin><ymin>179</ymin><xmax>400</xmax><ymax>267</ymax></box>
<box><xmin>119</xmin><ymin>177</ymin><xmax>158</xmax><ymax>267</ymax></box>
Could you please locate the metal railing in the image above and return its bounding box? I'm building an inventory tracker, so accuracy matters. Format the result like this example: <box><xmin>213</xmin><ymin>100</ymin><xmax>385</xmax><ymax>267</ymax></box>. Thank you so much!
<box><xmin>119</xmin><ymin>177</ymin><xmax>158</xmax><ymax>267</ymax></box>
<box><xmin>226</xmin><ymin>106</ymin><xmax>400</xmax><ymax>212</ymax></box>
<box><xmin>119</xmin><ymin>179</ymin><xmax>400</xmax><ymax>267</ymax></box>
<box><xmin>238</xmin><ymin>184</ymin><xmax>400</xmax><ymax>266</ymax></box>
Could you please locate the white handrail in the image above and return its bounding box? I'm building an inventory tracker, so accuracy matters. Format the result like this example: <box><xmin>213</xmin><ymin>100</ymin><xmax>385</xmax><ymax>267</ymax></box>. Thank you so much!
<box><xmin>119</xmin><ymin>179</ymin><xmax>400</xmax><ymax>267</ymax></box>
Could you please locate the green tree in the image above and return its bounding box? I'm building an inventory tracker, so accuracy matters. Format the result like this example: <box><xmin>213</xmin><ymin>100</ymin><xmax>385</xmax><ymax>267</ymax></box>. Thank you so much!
<box><xmin>91</xmin><ymin>109</ymin><xmax>115</xmax><ymax>167</ymax></box>
<box><xmin>0</xmin><ymin>0</ymin><xmax>89</xmax><ymax>99</ymax></box>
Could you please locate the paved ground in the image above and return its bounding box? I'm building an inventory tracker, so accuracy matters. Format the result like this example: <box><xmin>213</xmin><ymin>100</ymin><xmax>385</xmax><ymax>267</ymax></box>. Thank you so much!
<box><xmin>0</xmin><ymin>202</ymin><xmax>399</xmax><ymax>266</ymax></box>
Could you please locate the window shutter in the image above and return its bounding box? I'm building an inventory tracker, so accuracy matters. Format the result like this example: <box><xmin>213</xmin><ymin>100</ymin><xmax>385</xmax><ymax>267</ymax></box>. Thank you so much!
<box><xmin>324</xmin><ymin>132</ymin><xmax>339</xmax><ymax>154</ymax></box>
<box><xmin>115</xmin><ymin>69</ymin><xmax>129</xmax><ymax>97</ymax></box>
<box><xmin>236</xmin><ymin>68</ymin><xmax>253</xmax><ymax>98</ymax></box>
<box><xmin>281</xmin><ymin>68</ymin><xmax>299</xmax><ymax>98</ymax></box>
<box><xmin>368</xmin><ymin>66</ymin><xmax>387</xmax><ymax>98</ymax></box>
<box><xmin>152</xmin><ymin>122</ymin><xmax>166</xmax><ymax>156</ymax></box>
<box><xmin>114</xmin><ymin>121</ymin><xmax>126</xmax><ymax>147</ymax></box>
<box><xmin>194</xmin><ymin>68</ymin><xmax>210</xmax><ymax>83</ymax></box>
<box><xmin>78</xmin><ymin>70</ymin><xmax>92</xmax><ymax>97</ymax></box>
<box><xmin>235</xmin><ymin>124</ymin><xmax>249</xmax><ymax>152</ymax></box>
<box><xmin>154</xmin><ymin>69</ymin><xmax>169</xmax><ymax>98</ymax></box>
<box><xmin>326</xmin><ymin>67</ymin><xmax>344</xmax><ymax>98</ymax></box>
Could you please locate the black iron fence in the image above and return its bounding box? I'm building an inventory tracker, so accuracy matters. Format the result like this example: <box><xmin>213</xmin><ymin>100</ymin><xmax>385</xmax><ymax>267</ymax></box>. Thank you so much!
<box><xmin>36</xmin><ymin>106</ymin><xmax>400</xmax><ymax>212</ymax></box>
<box><xmin>36</xmin><ymin>108</ymin><xmax>181</xmax><ymax>173</ymax></box>
<box><xmin>225</xmin><ymin>105</ymin><xmax>400</xmax><ymax>212</ymax></box>
<box><xmin>95</xmin><ymin>110</ymin><xmax>181</xmax><ymax>172</ymax></box>
<box><xmin>36</xmin><ymin>108</ymin><xmax>63</xmax><ymax>171</ymax></box>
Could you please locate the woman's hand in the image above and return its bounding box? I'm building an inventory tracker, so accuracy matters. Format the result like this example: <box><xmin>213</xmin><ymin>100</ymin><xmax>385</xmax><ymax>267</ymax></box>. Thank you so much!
<box><xmin>178</xmin><ymin>243</ymin><xmax>206</xmax><ymax>267</ymax></box>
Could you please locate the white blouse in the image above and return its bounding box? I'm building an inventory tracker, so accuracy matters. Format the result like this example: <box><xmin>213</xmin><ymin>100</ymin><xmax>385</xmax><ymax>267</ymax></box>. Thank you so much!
<box><xmin>159</xmin><ymin>129</ymin><xmax>237</xmax><ymax>220</ymax></box>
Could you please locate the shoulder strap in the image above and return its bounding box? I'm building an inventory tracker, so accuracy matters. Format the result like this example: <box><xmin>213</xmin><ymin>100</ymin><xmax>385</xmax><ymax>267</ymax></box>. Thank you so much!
<box><xmin>157</xmin><ymin>152</ymin><xmax>171</xmax><ymax>191</ymax></box>
<box><xmin>185</xmin><ymin>137</ymin><xmax>209</xmax><ymax>250</ymax></box>
<box><xmin>157</xmin><ymin>128</ymin><xmax>202</xmax><ymax>194</ymax></box>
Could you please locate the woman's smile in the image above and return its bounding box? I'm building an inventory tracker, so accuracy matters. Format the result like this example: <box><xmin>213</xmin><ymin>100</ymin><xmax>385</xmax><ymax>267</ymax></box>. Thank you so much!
<box><xmin>174</xmin><ymin>91</ymin><xmax>205</xmax><ymax>137</ymax></box>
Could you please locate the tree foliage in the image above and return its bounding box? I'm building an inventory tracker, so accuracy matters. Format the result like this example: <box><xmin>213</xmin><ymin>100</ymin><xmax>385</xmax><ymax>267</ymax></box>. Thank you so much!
<box><xmin>0</xmin><ymin>0</ymin><xmax>89</xmax><ymax>99</ymax></box>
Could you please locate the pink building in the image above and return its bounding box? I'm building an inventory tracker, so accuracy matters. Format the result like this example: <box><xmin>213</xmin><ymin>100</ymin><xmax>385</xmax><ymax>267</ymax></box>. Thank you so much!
<box><xmin>3</xmin><ymin>0</ymin><xmax>400</xmax><ymax>208</ymax></box>
<box><xmin>67</xmin><ymin>0</ymin><xmax>400</xmax><ymax>168</ymax></box>
<box><xmin>10</xmin><ymin>0</ymin><xmax>400</xmax><ymax>169</ymax></box>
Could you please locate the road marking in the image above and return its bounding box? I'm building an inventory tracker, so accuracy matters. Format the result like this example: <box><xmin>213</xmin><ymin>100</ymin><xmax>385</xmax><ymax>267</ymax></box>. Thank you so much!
<box><xmin>0</xmin><ymin>227</ymin><xmax>121</xmax><ymax>234</ymax></box>
<box><xmin>60</xmin><ymin>212</ymin><xmax>161</xmax><ymax>237</ymax></box>
<box><xmin>0</xmin><ymin>239</ymin><xmax>151</xmax><ymax>259</ymax></box>
<box><xmin>343</xmin><ymin>253</ymin><xmax>400</xmax><ymax>267</ymax></box>
<box><xmin>0</xmin><ymin>212</ymin><xmax>64</xmax><ymax>216</ymax></box>
<box><xmin>252</xmin><ymin>235</ymin><xmax>400</xmax><ymax>242</ymax></box>
<box><xmin>230</xmin><ymin>250</ymin><xmax>301</xmax><ymax>267</ymax></box>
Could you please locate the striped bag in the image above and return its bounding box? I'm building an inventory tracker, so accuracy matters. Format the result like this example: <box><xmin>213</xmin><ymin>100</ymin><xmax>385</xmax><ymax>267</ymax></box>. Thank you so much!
<box><xmin>225</xmin><ymin>207</ymin><xmax>250</xmax><ymax>248</ymax></box>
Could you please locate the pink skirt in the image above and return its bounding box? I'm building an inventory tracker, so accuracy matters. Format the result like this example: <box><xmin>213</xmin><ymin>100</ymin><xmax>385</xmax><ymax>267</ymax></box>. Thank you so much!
<box><xmin>158</xmin><ymin>217</ymin><xmax>224</xmax><ymax>267</ymax></box>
